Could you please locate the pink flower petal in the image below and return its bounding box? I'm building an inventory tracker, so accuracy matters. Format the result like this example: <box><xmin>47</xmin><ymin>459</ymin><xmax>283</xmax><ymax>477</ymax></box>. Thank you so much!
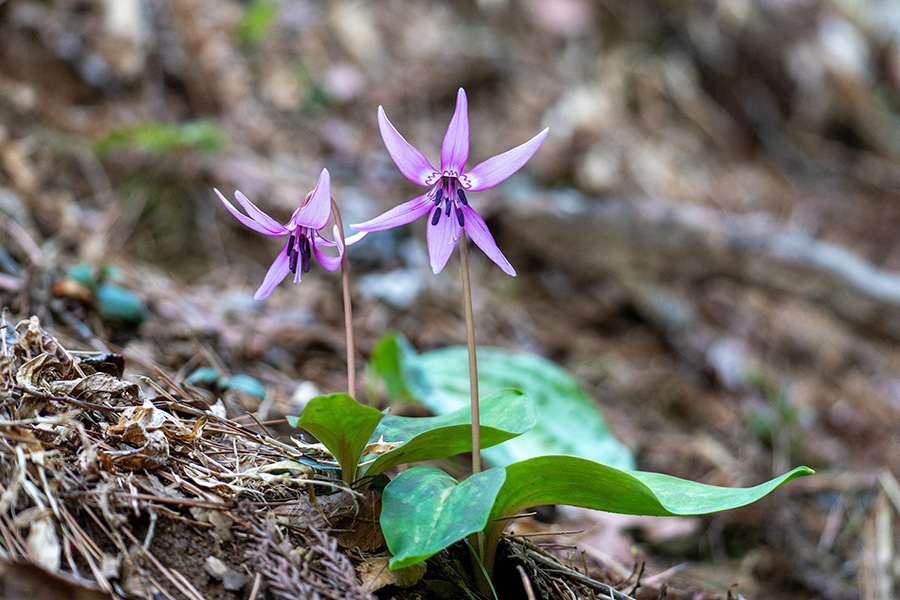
<box><xmin>378</xmin><ymin>106</ymin><xmax>439</xmax><ymax>187</ymax></box>
<box><xmin>461</xmin><ymin>205</ymin><xmax>516</xmax><ymax>276</ymax></box>
<box><xmin>440</xmin><ymin>88</ymin><xmax>469</xmax><ymax>175</ymax></box>
<box><xmin>234</xmin><ymin>190</ymin><xmax>284</xmax><ymax>233</ymax></box>
<box><xmin>426</xmin><ymin>206</ymin><xmax>462</xmax><ymax>274</ymax></box>
<box><xmin>254</xmin><ymin>249</ymin><xmax>292</xmax><ymax>299</ymax></box>
<box><xmin>461</xmin><ymin>127</ymin><xmax>549</xmax><ymax>192</ymax></box>
<box><xmin>215</xmin><ymin>189</ymin><xmax>287</xmax><ymax>236</ymax></box>
<box><xmin>313</xmin><ymin>239</ymin><xmax>342</xmax><ymax>271</ymax></box>
<box><xmin>290</xmin><ymin>168</ymin><xmax>332</xmax><ymax>230</ymax></box>
<box><xmin>344</xmin><ymin>230</ymin><xmax>368</xmax><ymax>245</ymax></box>
<box><xmin>351</xmin><ymin>193</ymin><xmax>433</xmax><ymax>231</ymax></box>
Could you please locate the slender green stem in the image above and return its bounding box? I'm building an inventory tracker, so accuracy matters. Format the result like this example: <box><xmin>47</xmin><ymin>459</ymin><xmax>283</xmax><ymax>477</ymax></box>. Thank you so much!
<box><xmin>331</xmin><ymin>198</ymin><xmax>356</xmax><ymax>399</ymax></box>
<box><xmin>459</xmin><ymin>232</ymin><xmax>481</xmax><ymax>474</ymax></box>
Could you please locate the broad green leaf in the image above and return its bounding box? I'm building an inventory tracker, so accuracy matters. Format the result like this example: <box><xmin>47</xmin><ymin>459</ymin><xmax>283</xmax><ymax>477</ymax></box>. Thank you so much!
<box><xmin>369</xmin><ymin>334</ymin><xmax>633</xmax><ymax>469</ymax></box>
<box><xmin>221</xmin><ymin>374</ymin><xmax>267</xmax><ymax>400</ymax></box>
<box><xmin>381</xmin><ymin>466</ymin><xmax>506</xmax><ymax>569</ymax></box>
<box><xmin>186</xmin><ymin>367</ymin><xmax>219</xmax><ymax>386</ymax></box>
<box><xmin>483</xmin><ymin>456</ymin><xmax>814</xmax><ymax>569</ymax></box>
<box><xmin>422</xmin><ymin>348</ymin><xmax>633</xmax><ymax>469</ymax></box>
<box><xmin>367</xmin><ymin>333</ymin><xmax>432</xmax><ymax>402</ymax></box>
<box><xmin>363</xmin><ymin>389</ymin><xmax>536</xmax><ymax>477</ymax></box>
<box><xmin>96</xmin><ymin>284</ymin><xmax>146</xmax><ymax>325</ymax></box>
<box><xmin>288</xmin><ymin>394</ymin><xmax>384</xmax><ymax>482</ymax></box>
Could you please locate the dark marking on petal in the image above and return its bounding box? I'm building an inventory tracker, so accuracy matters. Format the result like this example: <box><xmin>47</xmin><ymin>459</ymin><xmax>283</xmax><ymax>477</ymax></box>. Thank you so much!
<box><xmin>456</xmin><ymin>206</ymin><xmax>465</xmax><ymax>227</ymax></box>
<box><xmin>431</xmin><ymin>207</ymin><xmax>441</xmax><ymax>226</ymax></box>
<box><xmin>457</xmin><ymin>189</ymin><xmax>468</xmax><ymax>205</ymax></box>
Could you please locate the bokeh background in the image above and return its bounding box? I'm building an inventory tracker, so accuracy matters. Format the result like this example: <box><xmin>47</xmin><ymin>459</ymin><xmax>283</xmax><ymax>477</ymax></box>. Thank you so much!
<box><xmin>3</xmin><ymin>1</ymin><xmax>900</xmax><ymax>598</ymax></box>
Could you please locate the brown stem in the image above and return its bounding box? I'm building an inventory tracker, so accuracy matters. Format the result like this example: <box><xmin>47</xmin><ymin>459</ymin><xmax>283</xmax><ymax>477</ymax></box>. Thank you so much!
<box><xmin>331</xmin><ymin>198</ymin><xmax>356</xmax><ymax>399</ymax></box>
<box><xmin>459</xmin><ymin>232</ymin><xmax>481</xmax><ymax>474</ymax></box>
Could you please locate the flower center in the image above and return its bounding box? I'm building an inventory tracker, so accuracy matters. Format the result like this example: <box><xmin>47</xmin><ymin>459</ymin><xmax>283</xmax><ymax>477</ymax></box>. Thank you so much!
<box><xmin>285</xmin><ymin>228</ymin><xmax>312</xmax><ymax>275</ymax></box>
<box><xmin>430</xmin><ymin>175</ymin><xmax>468</xmax><ymax>227</ymax></box>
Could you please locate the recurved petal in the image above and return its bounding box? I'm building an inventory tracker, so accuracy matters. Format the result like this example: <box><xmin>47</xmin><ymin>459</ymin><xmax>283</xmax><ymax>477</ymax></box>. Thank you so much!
<box><xmin>234</xmin><ymin>190</ymin><xmax>284</xmax><ymax>232</ymax></box>
<box><xmin>313</xmin><ymin>232</ymin><xmax>342</xmax><ymax>271</ymax></box>
<box><xmin>378</xmin><ymin>106</ymin><xmax>439</xmax><ymax>187</ymax></box>
<box><xmin>253</xmin><ymin>248</ymin><xmax>292</xmax><ymax>300</ymax></box>
<box><xmin>290</xmin><ymin>168</ymin><xmax>332</xmax><ymax>230</ymax></box>
<box><xmin>215</xmin><ymin>189</ymin><xmax>287</xmax><ymax>236</ymax></box>
<box><xmin>440</xmin><ymin>88</ymin><xmax>469</xmax><ymax>175</ymax></box>
<box><xmin>426</xmin><ymin>206</ymin><xmax>462</xmax><ymax>274</ymax></box>
<box><xmin>461</xmin><ymin>127</ymin><xmax>549</xmax><ymax>192</ymax></box>
<box><xmin>351</xmin><ymin>193</ymin><xmax>432</xmax><ymax>232</ymax></box>
<box><xmin>344</xmin><ymin>230</ymin><xmax>368</xmax><ymax>245</ymax></box>
<box><xmin>324</xmin><ymin>226</ymin><xmax>368</xmax><ymax>247</ymax></box>
<box><xmin>460</xmin><ymin>205</ymin><xmax>516</xmax><ymax>276</ymax></box>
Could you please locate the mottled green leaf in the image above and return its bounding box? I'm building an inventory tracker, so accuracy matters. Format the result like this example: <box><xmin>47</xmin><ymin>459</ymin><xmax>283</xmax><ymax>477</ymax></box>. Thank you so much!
<box><xmin>381</xmin><ymin>466</ymin><xmax>505</xmax><ymax>569</ymax></box>
<box><xmin>363</xmin><ymin>389</ymin><xmax>535</xmax><ymax>477</ymax></box>
<box><xmin>482</xmin><ymin>457</ymin><xmax>814</xmax><ymax>569</ymax></box>
<box><xmin>288</xmin><ymin>394</ymin><xmax>383</xmax><ymax>482</ymax></box>
<box><xmin>368</xmin><ymin>334</ymin><xmax>633</xmax><ymax>469</ymax></box>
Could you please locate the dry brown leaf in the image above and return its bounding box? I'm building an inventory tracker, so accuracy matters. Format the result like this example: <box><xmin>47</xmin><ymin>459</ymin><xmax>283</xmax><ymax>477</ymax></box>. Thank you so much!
<box><xmin>361</xmin><ymin>440</ymin><xmax>402</xmax><ymax>455</ymax></box>
<box><xmin>99</xmin><ymin>431</ymin><xmax>169</xmax><ymax>471</ymax></box>
<box><xmin>50</xmin><ymin>372</ymin><xmax>139</xmax><ymax>405</ymax></box>
<box><xmin>357</xmin><ymin>556</ymin><xmax>425</xmax><ymax>592</ymax></box>
<box><xmin>16</xmin><ymin>353</ymin><xmax>61</xmax><ymax>389</ymax></box>
<box><xmin>26</xmin><ymin>516</ymin><xmax>60</xmax><ymax>572</ymax></box>
<box><xmin>102</xmin><ymin>402</ymin><xmax>171</xmax><ymax>470</ymax></box>
<box><xmin>320</xmin><ymin>491</ymin><xmax>385</xmax><ymax>552</ymax></box>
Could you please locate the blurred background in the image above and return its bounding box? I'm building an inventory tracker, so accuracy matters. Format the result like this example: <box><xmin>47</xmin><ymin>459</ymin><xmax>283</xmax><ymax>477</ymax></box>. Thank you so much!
<box><xmin>2</xmin><ymin>0</ymin><xmax>900</xmax><ymax>598</ymax></box>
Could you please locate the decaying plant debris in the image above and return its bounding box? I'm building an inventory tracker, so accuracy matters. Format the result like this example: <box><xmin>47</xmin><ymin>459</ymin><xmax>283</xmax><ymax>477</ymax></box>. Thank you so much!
<box><xmin>0</xmin><ymin>314</ymin><xmax>374</xmax><ymax>599</ymax></box>
<box><xmin>0</xmin><ymin>315</ymin><xmax>663</xmax><ymax>600</ymax></box>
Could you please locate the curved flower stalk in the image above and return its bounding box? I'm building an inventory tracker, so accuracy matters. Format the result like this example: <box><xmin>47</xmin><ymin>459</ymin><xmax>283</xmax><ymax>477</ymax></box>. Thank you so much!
<box><xmin>214</xmin><ymin>168</ymin><xmax>364</xmax><ymax>300</ymax></box>
<box><xmin>352</xmin><ymin>88</ymin><xmax>549</xmax><ymax>276</ymax></box>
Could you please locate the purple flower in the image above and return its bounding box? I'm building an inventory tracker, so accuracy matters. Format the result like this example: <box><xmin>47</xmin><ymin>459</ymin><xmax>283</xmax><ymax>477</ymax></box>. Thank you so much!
<box><xmin>215</xmin><ymin>168</ymin><xmax>360</xmax><ymax>300</ymax></box>
<box><xmin>352</xmin><ymin>88</ymin><xmax>548</xmax><ymax>276</ymax></box>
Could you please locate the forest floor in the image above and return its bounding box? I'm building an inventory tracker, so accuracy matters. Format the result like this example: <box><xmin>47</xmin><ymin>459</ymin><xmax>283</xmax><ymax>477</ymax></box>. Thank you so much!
<box><xmin>1</xmin><ymin>1</ymin><xmax>899</xmax><ymax>599</ymax></box>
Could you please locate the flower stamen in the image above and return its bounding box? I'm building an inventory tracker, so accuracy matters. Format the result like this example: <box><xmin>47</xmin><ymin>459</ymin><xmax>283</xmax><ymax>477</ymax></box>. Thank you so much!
<box><xmin>300</xmin><ymin>234</ymin><xmax>311</xmax><ymax>273</ymax></box>
<box><xmin>287</xmin><ymin>233</ymin><xmax>299</xmax><ymax>273</ymax></box>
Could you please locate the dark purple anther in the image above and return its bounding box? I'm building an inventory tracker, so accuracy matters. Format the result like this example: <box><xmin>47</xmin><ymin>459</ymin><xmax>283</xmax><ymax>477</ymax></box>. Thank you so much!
<box><xmin>444</xmin><ymin>201</ymin><xmax>452</xmax><ymax>217</ymax></box>
<box><xmin>431</xmin><ymin>207</ymin><xmax>441</xmax><ymax>226</ymax></box>
<box><xmin>457</xmin><ymin>189</ymin><xmax>468</xmax><ymax>205</ymax></box>
<box><xmin>286</xmin><ymin>233</ymin><xmax>296</xmax><ymax>256</ymax></box>
<box><xmin>434</xmin><ymin>189</ymin><xmax>443</xmax><ymax>206</ymax></box>
<box><xmin>299</xmin><ymin>236</ymin><xmax>311</xmax><ymax>272</ymax></box>
<box><xmin>289</xmin><ymin>248</ymin><xmax>299</xmax><ymax>273</ymax></box>
<box><xmin>456</xmin><ymin>206</ymin><xmax>464</xmax><ymax>226</ymax></box>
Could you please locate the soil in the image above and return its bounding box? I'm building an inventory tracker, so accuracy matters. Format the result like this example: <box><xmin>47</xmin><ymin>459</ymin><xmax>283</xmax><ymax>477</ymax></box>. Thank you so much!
<box><xmin>1</xmin><ymin>1</ymin><xmax>897</xmax><ymax>599</ymax></box>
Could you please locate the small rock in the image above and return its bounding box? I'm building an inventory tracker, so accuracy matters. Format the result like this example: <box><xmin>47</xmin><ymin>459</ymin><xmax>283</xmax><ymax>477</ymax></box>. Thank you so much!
<box><xmin>222</xmin><ymin>569</ymin><xmax>248</xmax><ymax>592</ymax></box>
<box><xmin>204</xmin><ymin>556</ymin><xmax>228</xmax><ymax>580</ymax></box>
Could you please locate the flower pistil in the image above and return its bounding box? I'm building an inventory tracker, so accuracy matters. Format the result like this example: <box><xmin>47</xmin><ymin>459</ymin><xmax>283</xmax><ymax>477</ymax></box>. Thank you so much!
<box><xmin>430</xmin><ymin>176</ymin><xmax>468</xmax><ymax>227</ymax></box>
